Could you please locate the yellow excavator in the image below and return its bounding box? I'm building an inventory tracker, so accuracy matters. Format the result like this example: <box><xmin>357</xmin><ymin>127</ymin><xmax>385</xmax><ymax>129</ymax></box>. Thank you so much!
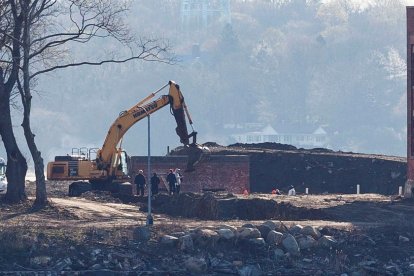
<box><xmin>47</xmin><ymin>81</ymin><xmax>204</xmax><ymax>195</ymax></box>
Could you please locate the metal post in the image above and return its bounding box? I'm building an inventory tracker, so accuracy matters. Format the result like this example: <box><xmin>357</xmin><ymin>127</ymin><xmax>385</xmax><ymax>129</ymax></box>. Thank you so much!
<box><xmin>146</xmin><ymin>115</ymin><xmax>153</xmax><ymax>226</ymax></box>
<box><xmin>406</xmin><ymin>7</ymin><xmax>414</xmax><ymax>197</ymax></box>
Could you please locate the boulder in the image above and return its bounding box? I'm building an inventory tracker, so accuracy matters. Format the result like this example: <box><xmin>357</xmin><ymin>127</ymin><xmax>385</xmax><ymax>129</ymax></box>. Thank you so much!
<box><xmin>273</xmin><ymin>248</ymin><xmax>285</xmax><ymax>260</ymax></box>
<box><xmin>194</xmin><ymin>229</ymin><xmax>219</xmax><ymax>247</ymax></box>
<box><xmin>248</xmin><ymin>238</ymin><xmax>266</xmax><ymax>248</ymax></box>
<box><xmin>257</xmin><ymin>224</ymin><xmax>272</xmax><ymax>239</ymax></box>
<box><xmin>282</xmin><ymin>234</ymin><xmax>300</xmax><ymax>256</ymax></box>
<box><xmin>300</xmin><ymin>226</ymin><xmax>321</xmax><ymax>239</ymax></box>
<box><xmin>185</xmin><ymin>257</ymin><xmax>207</xmax><ymax>274</ymax></box>
<box><xmin>262</xmin><ymin>220</ymin><xmax>277</xmax><ymax>230</ymax></box>
<box><xmin>218</xmin><ymin>224</ymin><xmax>237</xmax><ymax>232</ymax></box>
<box><xmin>274</xmin><ymin>221</ymin><xmax>287</xmax><ymax>233</ymax></box>
<box><xmin>266</xmin><ymin>230</ymin><xmax>283</xmax><ymax>246</ymax></box>
<box><xmin>171</xmin><ymin>231</ymin><xmax>187</xmax><ymax>237</ymax></box>
<box><xmin>179</xmin><ymin>234</ymin><xmax>194</xmax><ymax>251</ymax></box>
<box><xmin>289</xmin><ymin>225</ymin><xmax>303</xmax><ymax>235</ymax></box>
<box><xmin>399</xmin><ymin>235</ymin><xmax>410</xmax><ymax>242</ymax></box>
<box><xmin>217</xmin><ymin>228</ymin><xmax>235</xmax><ymax>240</ymax></box>
<box><xmin>297</xmin><ymin>235</ymin><xmax>317</xmax><ymax>250</ymax></box>
<box><xmin>242</xmin><ymin>223</ymin><xmax>256</xmax><ymax>228</ymax></box>
<box><xmin>318</xmin><ymin>235</ymin><xmax>337</xmax><ymax>248</ymax></box>
<box><xmin>160</xmin><ymin>235</ymin><xmax>179</xmax><ymax>247</ymax></box>
<box><xmin>238</xmin><ymin>227</ymin><xmax>261</xmax><ymax>239</ymax></box>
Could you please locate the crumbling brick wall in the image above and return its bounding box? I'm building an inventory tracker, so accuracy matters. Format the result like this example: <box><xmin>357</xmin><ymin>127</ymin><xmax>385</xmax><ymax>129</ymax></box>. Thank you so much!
<box><xmin>130</xmin><ymin>155</ymin><xmax>249</xmax><ymax>193</ymax></box>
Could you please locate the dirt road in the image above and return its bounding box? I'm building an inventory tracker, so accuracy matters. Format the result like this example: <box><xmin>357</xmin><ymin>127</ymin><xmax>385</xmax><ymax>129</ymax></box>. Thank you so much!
<box><xmin>3</xmin><ymin>193</ymin><xmax>410</xmax><ymax>231</ymax></box>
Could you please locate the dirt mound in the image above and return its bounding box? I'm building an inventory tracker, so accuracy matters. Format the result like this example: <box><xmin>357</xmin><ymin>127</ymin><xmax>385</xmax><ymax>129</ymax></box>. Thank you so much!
<box><xmin>171</xmin><ymin>142</ymin><xmax>406</xmax><ymax>195</ymax></box>
<box><xmin>229</xmin><ymin>142</ymin><xmax>298</xmax><ymax>151</ymax></box>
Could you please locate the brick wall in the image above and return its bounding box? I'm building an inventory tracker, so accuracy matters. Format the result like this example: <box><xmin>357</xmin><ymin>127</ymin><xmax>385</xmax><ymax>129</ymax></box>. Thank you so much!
<box><xmin>130</xmin><ymin>155</ymin><xmax>250</xmax><ymax>193</ymax></box>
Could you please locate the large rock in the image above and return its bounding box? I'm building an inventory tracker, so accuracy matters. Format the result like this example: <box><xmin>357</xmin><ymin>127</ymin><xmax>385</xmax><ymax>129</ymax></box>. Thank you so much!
<box><xmin>242</xmin><ymin>223</ymin><xmax>256</xmax><ymax>228</ymax></box>
<box><xmin>179</xmin><ymin>234</ymin><xmax>194</xmax><ymax>251</ymax></box>
<box><xmin>282</xmin><ymin>234</ymin><xmax>300</xmax><ymax>256</ymax></box>
<box><xmin>273</xmin><ymin>248</ymin><xmax>285</xmax><ymax>260</ymax></box>
<box><xmin>289</xmin><ymin>224</ymin><xmax>303</xmax><ymax>235</ymax></box>
<box><xmin>257</xmin><ymin>224</ymin><xmax>272</xmax><ymax>239</ymax></box>
<box><xmin>318</xmin><ymin>235</ymin><xmax>337</xmax><ymax>248</ymax></box>
<box><xmin>238</xmin><ymin>227</ymin><xmax>261</xmax><ymax>239</ymax></box>
<box><xmin>262</xmin><ymin>220</ymin><xmax>277</xmax><ymax>230</ymax></box>
<box><xmin>266</xmin><ymin>230</ymin><xmax>283</xmax><ymax>246</ymax></box>
<box><xmin>217</xmin><ymin>228</ymin><xmax>236</xmax><ymax>240</ymax></box>
<box><xmin>185</xmin><ymin>257</ymin><xmax>207</xmax><ymax>274</ymax></box>
<box><xmin>248</xmin><ymin>238</ymin><xmax>266</xmax><ymax>248</ymax></box>
<box><xmin>160</xmin><ymin>235</ymin><xmax>179</xmax><ymax>247</ymax></box>
<box><xmin>133</xmin><ymin>226</ymin><xmax>151</xmax><ymax>243</ymax></box>
<box><xmin>194</xmin><ymin>229</ymin><xmax>219</xmax><ymax>247</ymax></box>
<box><xmin>300</xmin><ymin>226</ymin><xmax>321</xmax><ymax>239</ymax></box>
<box><xmin>274</xmin><ymin>221</ymin><xmax>287</xmax><ymax>233</ymax></box>
<box><xmin>297</xmin><ymin>235</ymin><xmax>317</xmax><ymax>250</ymax></box>
<box><xmin>218</xmin><ymin>224</ymin><xmax>237</xmax><ymax>232</ymax></box>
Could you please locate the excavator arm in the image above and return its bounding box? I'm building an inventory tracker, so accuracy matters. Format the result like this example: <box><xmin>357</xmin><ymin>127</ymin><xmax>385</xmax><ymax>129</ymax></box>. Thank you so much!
<box><xmin>96</xmin><ymin>81</ymin><xmax>201</xmax><ymax>172</ymax></box>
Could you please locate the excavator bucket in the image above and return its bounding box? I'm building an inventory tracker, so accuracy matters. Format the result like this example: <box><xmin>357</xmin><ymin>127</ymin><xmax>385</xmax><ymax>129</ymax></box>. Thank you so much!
<box><xmin>184</xmin><ymin>144</ymin><xmax>208</xmax><ymax>172</ymax></box>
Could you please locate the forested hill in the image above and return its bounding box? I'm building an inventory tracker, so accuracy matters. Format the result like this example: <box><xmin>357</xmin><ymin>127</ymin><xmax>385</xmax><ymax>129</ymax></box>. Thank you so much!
<box><xmin>17</xmin><ymin>0</ymin><xmax>409</xmax><ymax>162</ymax></box>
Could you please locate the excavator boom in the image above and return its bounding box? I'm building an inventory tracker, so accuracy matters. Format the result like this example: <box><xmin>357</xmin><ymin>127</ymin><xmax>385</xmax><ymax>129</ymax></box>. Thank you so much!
<box><xmin>47</xmin><ymin>81</ymin><xmax>204</xmax><ymax>188</ymax></box>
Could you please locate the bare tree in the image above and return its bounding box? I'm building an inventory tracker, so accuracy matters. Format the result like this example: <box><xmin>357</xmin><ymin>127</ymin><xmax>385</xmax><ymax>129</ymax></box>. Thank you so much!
<box><xmin>0</xmin><ymin>2</ymin><xmax>28</xmax><ymax>203</ymax></box>
<box><xmin>1</xmin><ymin>0</ymin><xmax>174</xmax><ymax>206</ymax></box>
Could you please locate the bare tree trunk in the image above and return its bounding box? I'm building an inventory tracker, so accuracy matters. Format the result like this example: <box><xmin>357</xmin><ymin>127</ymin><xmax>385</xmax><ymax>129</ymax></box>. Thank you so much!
<box><xmin>0</xmin><ymin>70</ymin><xmax>27</xmax><ymax>203</ymax></box>
<box><xmin>20</xmin><ymin>2</ymin><xmax>47</xmax><ymax>206</ymax></box>
<box><xmin>21</xmin><ymin>119</ymin><xmax>47</xmax><ymax>206</ymax></box>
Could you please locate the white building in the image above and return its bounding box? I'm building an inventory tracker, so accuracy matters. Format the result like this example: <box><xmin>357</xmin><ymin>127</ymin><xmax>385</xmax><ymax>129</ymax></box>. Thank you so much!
<box><xmin>230</xmin><ymin>124</ymin><xmax>329</xmax><ymax>148</ymax></box>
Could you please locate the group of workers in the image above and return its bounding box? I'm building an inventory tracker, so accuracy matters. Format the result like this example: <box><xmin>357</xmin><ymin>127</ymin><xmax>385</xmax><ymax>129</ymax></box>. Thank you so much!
<box><xmin>134</xmin><ymin>168</ymin><xmax>183</xmax><ymax>196</ymax></box>
<box><xmin>271</xmin><ymin>185</ymin><xmax>296</xmax><ymax>196</ymax></box>
<box><xmin>135</xmin><ymin>169</ymin><xmax>298</xmax><ymax>197</ymax></box>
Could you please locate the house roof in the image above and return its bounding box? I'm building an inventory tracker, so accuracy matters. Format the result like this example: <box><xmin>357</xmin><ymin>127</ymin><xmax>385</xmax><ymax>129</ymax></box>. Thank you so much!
<box><xmin>313</xmin><ymin>126</ymin><xmax>327</xmax><ymax>135</ymax></box>
<box><xmin>228</xmin><ymin>122</ymin><xmax>328</xmax><ymax>136</ymax></box>
<box><xmin>261</xmin><ymin>125</ymin><xmax>278</xmax><ymax>135</ymax></box>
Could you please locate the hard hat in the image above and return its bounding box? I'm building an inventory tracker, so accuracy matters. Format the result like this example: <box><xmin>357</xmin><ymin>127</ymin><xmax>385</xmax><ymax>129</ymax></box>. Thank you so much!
<box><xmin>139</xmin><ymin>170</ymin><xmax>143</xmax><ymax>173</ymax></box>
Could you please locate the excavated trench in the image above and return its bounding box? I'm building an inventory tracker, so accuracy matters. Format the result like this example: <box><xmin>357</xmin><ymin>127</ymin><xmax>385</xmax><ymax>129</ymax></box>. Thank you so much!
<box><xmin>128</xmin><ymin>142</ymin><xmax>408</xmax><ymax>221</ymax></box>
<box><xmin>140</xmin><ymin>192</ymin><xmax>327</xmax><ymax>220</ymax></box>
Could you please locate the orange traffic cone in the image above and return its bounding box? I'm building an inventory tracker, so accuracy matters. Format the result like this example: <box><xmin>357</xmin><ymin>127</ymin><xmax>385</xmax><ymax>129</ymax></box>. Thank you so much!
<box><xmin>243</xmin><ymin>189</ymin><xmax>249</xmax><ymax>196</ymax></box>
<box><xmin>271</xmin><ymin>189</ymin><xmax>276</xmax><ymax>194</ymax></box>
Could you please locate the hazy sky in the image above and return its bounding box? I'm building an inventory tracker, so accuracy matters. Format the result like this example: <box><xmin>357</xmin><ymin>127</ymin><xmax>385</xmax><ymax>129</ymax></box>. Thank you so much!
<box><xmin>322</xmin><ymin>0</ymin><xmax>414</xmax><ymax>10</ymax></box>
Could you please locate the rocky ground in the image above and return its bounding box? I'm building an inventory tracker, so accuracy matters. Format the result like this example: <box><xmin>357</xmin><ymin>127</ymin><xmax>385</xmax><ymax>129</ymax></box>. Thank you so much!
<box><xmin>1</xmin><ymin>180</ymin><xmax>414</xmax><ymax>275</ymax></box>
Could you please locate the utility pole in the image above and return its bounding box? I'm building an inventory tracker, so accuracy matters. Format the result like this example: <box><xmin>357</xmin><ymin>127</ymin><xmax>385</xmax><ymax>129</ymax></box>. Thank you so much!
<box><xmin>146</xmin><ymin>115</ymin><xmax>153</xmax><ymax>225</ymax></box>
<box><xmin>406</xmin><ymin>7</ymin><xmax>414</xmax><ymax>197</ymax></box>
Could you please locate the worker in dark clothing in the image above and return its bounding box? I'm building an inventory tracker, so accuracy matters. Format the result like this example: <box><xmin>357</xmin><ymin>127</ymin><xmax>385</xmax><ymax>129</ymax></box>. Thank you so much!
<box><xmin>166</xmin><ymin>169</ymin><xmax>176</xmax><ymax>195</ymax></box>
<box><xmin>134</xmin><ymin>170</ymin><xmax>146</xmax><ymax>196</ymax></box>
<box><xmin>150</xmin><ymin>172</ymin><xmax>160</xmax><ymax>195</ymax></box>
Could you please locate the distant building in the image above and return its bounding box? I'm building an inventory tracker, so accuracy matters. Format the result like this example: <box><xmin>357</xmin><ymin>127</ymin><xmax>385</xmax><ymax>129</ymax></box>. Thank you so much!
<box><xmin>181</xmin><ymin>0</ymin><xmax>231</xmax><ymax>30</ymax></box>
<box><xmin>228</xmin><ymin>123</ymin><xmax>329</xmax><ymax>148</ymax></box>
